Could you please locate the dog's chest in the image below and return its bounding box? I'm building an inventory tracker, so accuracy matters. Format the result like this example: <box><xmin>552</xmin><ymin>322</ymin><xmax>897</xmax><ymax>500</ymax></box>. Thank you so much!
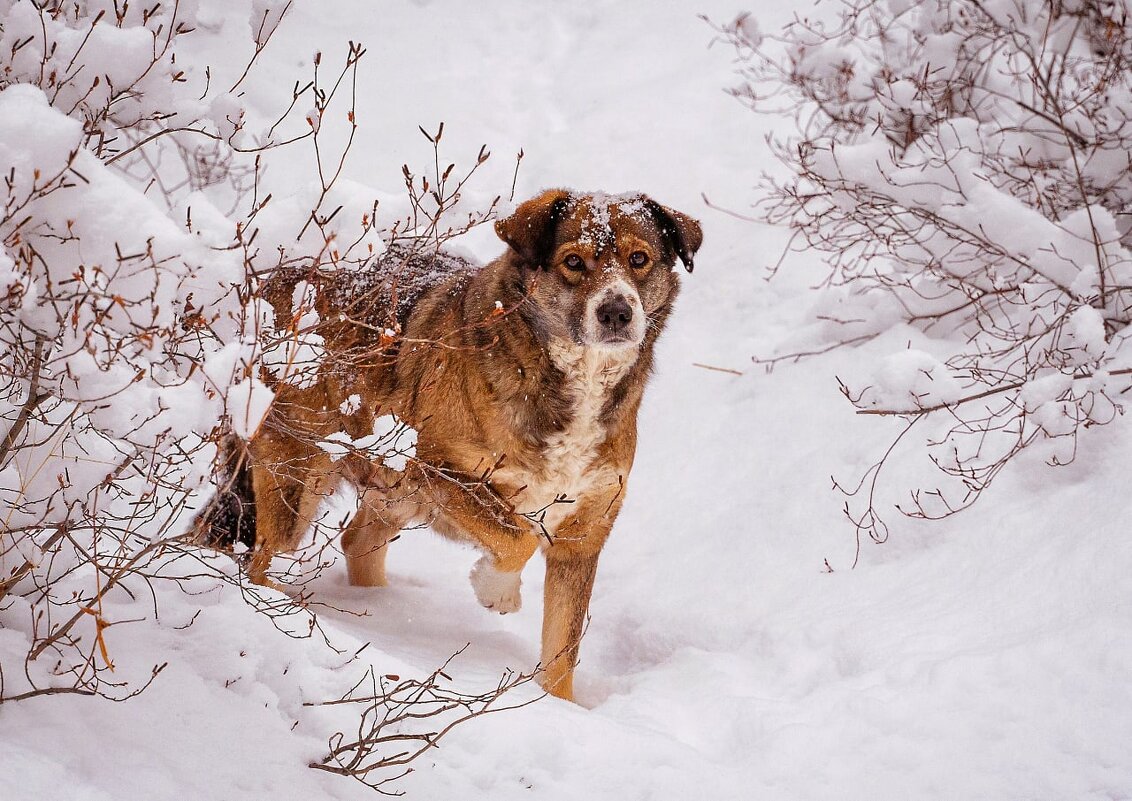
<box><xmin>497</xmin><ymin>341</ymin><xmax>635</xmax><ymax>536</ymax></box>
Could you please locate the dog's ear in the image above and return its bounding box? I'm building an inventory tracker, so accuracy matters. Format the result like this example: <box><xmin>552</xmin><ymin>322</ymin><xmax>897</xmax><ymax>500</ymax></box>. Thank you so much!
<box><xmin>495</xmin><ymin>189</ymin><xmax>572</xmax><ymax>268</ymax></box>
<box><xmin>646</xmin><ymin>200</ymin><xmax>703</xmax><ymax>273</ymax></box>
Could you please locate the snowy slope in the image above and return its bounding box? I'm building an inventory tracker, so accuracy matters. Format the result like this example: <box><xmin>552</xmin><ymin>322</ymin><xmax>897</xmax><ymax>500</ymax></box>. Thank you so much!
<box><xmin>4</xmin><ymin>1</ymin><xmax>1132</xmax><ymax>799</ymax></box>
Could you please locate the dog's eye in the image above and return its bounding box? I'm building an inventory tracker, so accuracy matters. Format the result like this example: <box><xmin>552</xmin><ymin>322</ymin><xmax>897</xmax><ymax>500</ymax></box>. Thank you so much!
<box><xmin>629</xmin><ymin>251</ymin><xmax>649</xmax><ymax>268</ymax></box>
<box><xmin>564</xmin><ymin>254</ymin><xmax>585</xmax><ymax>271</ymax></box>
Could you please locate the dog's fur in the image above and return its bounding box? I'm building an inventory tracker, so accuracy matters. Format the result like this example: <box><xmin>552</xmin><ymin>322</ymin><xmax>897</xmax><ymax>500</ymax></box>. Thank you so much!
<box><xmin>200</xmin><ymin>189</ymin><xmax>702</xmax><ymax>700</ymax></box>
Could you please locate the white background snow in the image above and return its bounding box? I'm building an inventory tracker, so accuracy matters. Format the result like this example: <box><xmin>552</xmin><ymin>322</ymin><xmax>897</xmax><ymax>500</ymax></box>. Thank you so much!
<box><xmin>3</xmin><ymin>1</ymin><xmax>1132</xmax><ymax>799</ymax></box>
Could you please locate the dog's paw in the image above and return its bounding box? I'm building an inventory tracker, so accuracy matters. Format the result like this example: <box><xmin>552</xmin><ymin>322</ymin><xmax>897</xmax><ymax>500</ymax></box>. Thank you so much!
<box><xmin>470</xmin><ymin>556</ymin><xmax>522</xmax><ymax>614</ymax></box>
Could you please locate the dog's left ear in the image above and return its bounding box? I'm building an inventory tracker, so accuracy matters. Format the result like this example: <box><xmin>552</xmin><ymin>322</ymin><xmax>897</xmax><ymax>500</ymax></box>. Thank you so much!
<box><xmin>495</xmin><ymin>189</ymin><xmax>572</xmax><ymax>268</ymax></box>
<box><xmin>646</xmin><ymin>200</ymin><xmax>703</xmax><ymax>273</ymax></box>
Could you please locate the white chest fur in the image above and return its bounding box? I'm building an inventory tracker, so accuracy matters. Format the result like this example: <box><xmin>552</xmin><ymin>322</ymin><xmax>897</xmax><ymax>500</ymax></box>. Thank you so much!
<box><xmin>497</xmin><ymin>339</ymin><xmax>637</xmax><ymax>538</ymax></box>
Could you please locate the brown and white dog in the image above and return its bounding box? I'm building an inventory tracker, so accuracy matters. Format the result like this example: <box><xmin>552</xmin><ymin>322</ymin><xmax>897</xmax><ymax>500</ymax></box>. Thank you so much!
<box><xmin>200</xmin><ymin>189</ymin><xmax>702</xmax><ymax>700</ymax></box>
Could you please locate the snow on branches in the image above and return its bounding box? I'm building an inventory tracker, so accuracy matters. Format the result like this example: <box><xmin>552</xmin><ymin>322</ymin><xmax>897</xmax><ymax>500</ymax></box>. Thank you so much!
<box><xmin>717</xmin><ymin>0</ymin><xmax>1132</xmax><ymax>552</ymax></box>
<box><xmin>0</xmin><ymin>0</ymin><xmax>306</xmax><ymax>703</ymax></box>
<box><xmin>0</xmin><ymin>0</ymin><xmax>505</xmax><ymax>708</ymax></box>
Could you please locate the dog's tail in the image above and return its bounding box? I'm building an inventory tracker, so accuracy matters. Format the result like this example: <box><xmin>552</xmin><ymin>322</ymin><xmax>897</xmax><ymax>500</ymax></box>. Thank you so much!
<box><xmin>191</xmin><ymin>434</ymin><xmax>257</xmax><ymax>556</ymax></box>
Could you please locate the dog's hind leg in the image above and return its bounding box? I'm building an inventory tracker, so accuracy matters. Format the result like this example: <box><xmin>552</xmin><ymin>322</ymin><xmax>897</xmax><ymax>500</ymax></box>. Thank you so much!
<box><xmin>341</xmin><ymin>462</ymin><xmax>422</xmax><ymax>587</ymax></box>
<box><xmin>247</xmin><ymin>430</ymin><xmax>336</xmax><ymax>588</ymax></box>
<box><xmin>341</xmin><ymin>506</ymin><xmax>392</xmax><ymax>587</ymax></box>
<box><xmin>342</xmin><ymin>492</ymin><xmax>410</xmax><ymax>587</ymax></box>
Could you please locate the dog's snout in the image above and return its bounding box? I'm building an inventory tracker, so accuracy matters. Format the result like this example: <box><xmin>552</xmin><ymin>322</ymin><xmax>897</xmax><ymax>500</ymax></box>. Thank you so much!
<box><xmin>584</xmin><ymin>279</ymin><xmax>643</xmax><ymax>346</ymax></box>
<box><xmin>596</xmin><ymin>295</ymin><xmax>633</xmax><ymax>334</ymax></box>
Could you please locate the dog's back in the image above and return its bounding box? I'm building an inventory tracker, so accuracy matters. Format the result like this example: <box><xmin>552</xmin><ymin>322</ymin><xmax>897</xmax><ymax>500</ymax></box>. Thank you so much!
<box><xmin>265</xmin><ymin>242</ymin><xmax>479</xmax><ymax>348</ymax></box>
<box><xmin>198</xmin><ymin>242</ymin><xmax>479</xmax><ymax>554</ymax></box>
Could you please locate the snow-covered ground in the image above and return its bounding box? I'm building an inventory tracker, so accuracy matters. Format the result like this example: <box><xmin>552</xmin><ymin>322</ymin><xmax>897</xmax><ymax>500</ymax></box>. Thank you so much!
<box><xmin>4</xmin><ymin>1</ymin><xmax>1132</xmax><ymax>799</ymax></box>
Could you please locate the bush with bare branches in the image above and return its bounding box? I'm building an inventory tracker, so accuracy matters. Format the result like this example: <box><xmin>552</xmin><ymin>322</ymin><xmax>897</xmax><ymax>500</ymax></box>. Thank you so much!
<box><xmin>715</xmin><ymin>0</ymin><xmax>1132</xmax><ymax>558</ymax></box>
<box><xmin>307</xmin><ymin>648</ymin><xmax>542</xmax><ymax>793</ymax></box>
<box><xmin>0</xmin><ymin>1</ymin><xmax>530</xmax><ymax>791</ymax></box>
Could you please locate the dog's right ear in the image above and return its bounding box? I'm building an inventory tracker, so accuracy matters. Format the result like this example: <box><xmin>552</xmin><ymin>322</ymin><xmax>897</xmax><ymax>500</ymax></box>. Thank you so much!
<box><xmin>495</xmin><ymin>189</ymin><xmax>572</xmax><ymax>268</ymax></box>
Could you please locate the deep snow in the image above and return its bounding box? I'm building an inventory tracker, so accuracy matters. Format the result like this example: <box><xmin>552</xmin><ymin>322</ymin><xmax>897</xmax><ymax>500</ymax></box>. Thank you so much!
<box><xmin>3</xmin><ymin>1</ymin><xmax>1132</xmax><ymax>799</ymax></box>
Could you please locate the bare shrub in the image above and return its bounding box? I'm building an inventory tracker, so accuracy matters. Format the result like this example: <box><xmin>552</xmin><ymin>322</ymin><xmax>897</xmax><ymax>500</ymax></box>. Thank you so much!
<box><xmin>307</xmin><ymin>648</ymin><xmax>543</xmax><ymax>793</ymax></box>
<box><xmin>713</xmin><ymin>1</ymin><xmax>1132</xmax><ymax>560</ymax></box>
<box><xmin>0</xmin><ymin>1</ymin><xmax>531</xmax><ymax>791</ymax></box>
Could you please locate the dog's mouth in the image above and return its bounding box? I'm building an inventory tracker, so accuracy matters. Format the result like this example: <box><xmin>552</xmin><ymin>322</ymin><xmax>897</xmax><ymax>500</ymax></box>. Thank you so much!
<box><xmin>592</xmin><ymin>331</ymin><xmax>640</xmax><ymax>347</ymax></box>
<box><xmin>581</xmin><ymin>335</ymin><xmax>644</xmax><ymax>363</ymax></box>
<box><xmin>570</xmin><ymin>322</ymin><xmax>643</xmax><ymax>350</ymax></box>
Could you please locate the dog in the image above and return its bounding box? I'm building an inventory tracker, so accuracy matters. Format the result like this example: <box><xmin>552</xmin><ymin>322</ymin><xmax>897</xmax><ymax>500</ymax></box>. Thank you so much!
<box><xmin>199</xmin><ymin>189</ymin><xmax>702</xmax><ymax>701</ymax></box>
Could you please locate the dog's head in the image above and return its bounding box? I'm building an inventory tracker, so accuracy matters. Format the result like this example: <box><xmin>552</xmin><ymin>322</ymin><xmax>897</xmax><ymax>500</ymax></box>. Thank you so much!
<box><xmin>495</xmin><ymin>190</ymin><xmax>702</xmax><ymax>351</ymax></box>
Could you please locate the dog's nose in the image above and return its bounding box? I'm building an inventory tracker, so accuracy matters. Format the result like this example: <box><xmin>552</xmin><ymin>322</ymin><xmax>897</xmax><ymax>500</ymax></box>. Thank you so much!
<box><xmin>596</xmin><ymin>295</ymin><xmax>633</xmax><ymax>334</ymax></box>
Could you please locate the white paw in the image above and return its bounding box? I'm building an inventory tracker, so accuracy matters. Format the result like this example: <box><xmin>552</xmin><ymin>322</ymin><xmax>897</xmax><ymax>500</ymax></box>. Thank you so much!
<box><xmin>470</xmin><ymin>556</ymin><xmax>522</xmax><ymax>614</ymax></box>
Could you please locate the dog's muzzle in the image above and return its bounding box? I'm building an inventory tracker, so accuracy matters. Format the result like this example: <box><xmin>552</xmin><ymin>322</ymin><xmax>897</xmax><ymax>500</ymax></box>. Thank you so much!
<box><xmin>586</xmin><ymin>280</ymin><xmax>645</xmax><ymax>346</ymax></box>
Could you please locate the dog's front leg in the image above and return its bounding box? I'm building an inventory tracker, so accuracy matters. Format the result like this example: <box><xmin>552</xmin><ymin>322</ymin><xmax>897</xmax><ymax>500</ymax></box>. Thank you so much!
<box><xmin>538</xmin><ymin>487</ymin><xmax>623</xmax><ymax>702</ymax></box>
<box><xmin>423</xmin><ymin>468</ymin><xmax>539</xmax><ymax>612</ymax></box>
<box><xmin>541</xmin><ymin>545</ymin><xmax>602</xmax><ymax>701</ymax></box>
